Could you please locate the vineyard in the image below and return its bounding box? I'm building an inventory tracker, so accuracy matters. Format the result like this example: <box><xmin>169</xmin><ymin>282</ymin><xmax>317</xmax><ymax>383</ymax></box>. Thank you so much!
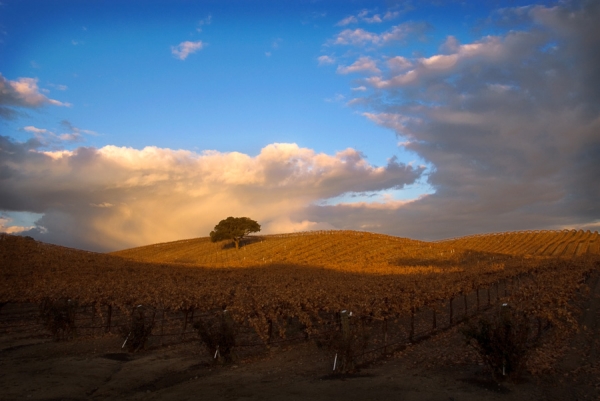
<box><xmin>1</xmin><ymin>229</ymin><xmax>600</xmax><ymax>375</ymax></box>
<box><xmin>111</xmin><ymin>229</ymin><xmax>600</xmax><ymax>269</ymax></box>
<box><xmin>438</xmin><ymin>229</ymin><xmax>600</xmax><ymax>257</ymax></box>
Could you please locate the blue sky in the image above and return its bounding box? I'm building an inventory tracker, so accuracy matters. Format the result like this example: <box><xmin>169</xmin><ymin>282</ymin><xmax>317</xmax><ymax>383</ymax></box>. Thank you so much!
<box><xmin>1</xmin><ymin>0</ymin><xmax>599</xmax><ymax>251</ymax></box>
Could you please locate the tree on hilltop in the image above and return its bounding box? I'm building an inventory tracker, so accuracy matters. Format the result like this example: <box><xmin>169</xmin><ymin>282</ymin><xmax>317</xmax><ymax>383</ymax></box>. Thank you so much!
<box><xmin>210</xmin><ymin>217</ymin><xmax>261</xmax><ymax>250</ymax></box>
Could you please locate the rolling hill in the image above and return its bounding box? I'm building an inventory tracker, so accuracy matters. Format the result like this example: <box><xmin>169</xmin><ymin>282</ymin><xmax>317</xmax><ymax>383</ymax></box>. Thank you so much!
<box><xmin>110</xmin><ymin>229</ymin><xmax>600</xmax><ymax>271</ymax></box>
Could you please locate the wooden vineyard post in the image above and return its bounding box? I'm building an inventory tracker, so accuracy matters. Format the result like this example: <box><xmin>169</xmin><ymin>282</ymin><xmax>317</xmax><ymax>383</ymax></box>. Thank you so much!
<box><xmin>339</xmin><ymin>310</ymin><xmax>352</xmax><ymax>372</ymax></box>
<box><xmin>487</xmin><ymin>287</ymin><xmax>491</xmax><ymax>306</ymax></box>
<box><xmin>463</xmin><ymin>293</ymin><xmax>468</xmax><ymax>318</ymax></box>
<box><xmin>105</xmin><ymin>304</ymin><xmax>112</xmax><ymax>333</ymax></box>
<box><xmin>181</xmin><ymin>309</ymin><xmax>190</xmax><ymax>341</ymax></box>
<box><xmin>449</xmin><ymin>297</ymin><xmax>453</xmax><ymax>326</ymax></box>
<box><xmin>432</xmin><ymin>307</ymin><xmax>437</xmax><ymax>331</ymax></box>
<box><xmin>476</xmin><ymin>288</ymin><xmax>480</xmax><ymax>311</ymax></box>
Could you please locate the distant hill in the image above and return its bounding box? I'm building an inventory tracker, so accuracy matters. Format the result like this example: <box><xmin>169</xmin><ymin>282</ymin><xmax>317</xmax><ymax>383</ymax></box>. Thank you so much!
<box><xmin>438</xmin><ymin>229</ymin><xmax>600</xmax><ymax>257</ymax></box>
<box><xmin>110</xmin><ymin>229</ymin><xmax>600</xmax><ymax>271</ymax></box>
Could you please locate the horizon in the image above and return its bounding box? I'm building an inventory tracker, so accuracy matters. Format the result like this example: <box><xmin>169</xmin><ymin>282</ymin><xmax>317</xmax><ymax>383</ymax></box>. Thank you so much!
<box><xmin>1</xmin><ymin>0</ymin><xmax>599</xmax><ymax>252</ymax></box>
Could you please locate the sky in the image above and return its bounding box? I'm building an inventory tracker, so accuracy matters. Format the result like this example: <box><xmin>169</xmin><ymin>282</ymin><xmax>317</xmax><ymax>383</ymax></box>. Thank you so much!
<box><xmin>1</xmin><ymin>0</ymin><xmax>599</xmax><ymax>252</ymax></box>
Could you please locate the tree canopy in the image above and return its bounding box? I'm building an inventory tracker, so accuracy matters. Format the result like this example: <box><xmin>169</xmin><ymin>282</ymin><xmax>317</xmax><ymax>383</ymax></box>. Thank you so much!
<box><xmin>209</xmin><ymin>217</ymin><xmax>261</xmax><ymax>250</ymax></box>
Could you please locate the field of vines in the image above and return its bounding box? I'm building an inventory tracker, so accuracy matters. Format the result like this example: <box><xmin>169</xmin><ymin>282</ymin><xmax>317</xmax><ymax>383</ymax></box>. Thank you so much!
<box><xmin>438</xmin><ymin>229</ymin><xmax>600</xmax><ymax>257</ymax></box>
<box><xmin>2</xmin><ymin>230</ymin><xmax>599</xmax><ymax>349</ymax></box>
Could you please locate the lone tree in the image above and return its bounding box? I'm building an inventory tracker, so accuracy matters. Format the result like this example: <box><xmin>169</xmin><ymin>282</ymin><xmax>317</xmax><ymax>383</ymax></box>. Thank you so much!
<box><xmin>210</xmin><ymin>217</ymin><xmax>261</xmax><ymax>250</ymax></box>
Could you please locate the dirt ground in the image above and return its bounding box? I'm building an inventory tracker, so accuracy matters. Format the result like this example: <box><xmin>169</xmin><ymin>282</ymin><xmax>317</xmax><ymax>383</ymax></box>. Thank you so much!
<box><xmin>1</xmin><ymin>277</ymin><xmax>599</xmax><ymax>401</ymax></box>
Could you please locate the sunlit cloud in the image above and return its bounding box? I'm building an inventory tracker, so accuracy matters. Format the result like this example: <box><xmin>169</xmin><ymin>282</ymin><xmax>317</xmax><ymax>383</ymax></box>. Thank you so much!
<box><xmin>332</xmin><ymin>22</ymin><xmax>430</xmax><ymax>46</ymax></box>
<box><xmin>317</xmin><ymin>55</ymin><xmax>335</xmax><ymax>66</ymax></box>
<box><xmin>171</xmin><ymin>40</ymin><xmax>204</xmax><ymax>60</ymax></box>
<box><xmin>0</xmin><ymin>216</ymin><xmax>34</xmax><ymax>234</ymax></box>
<box><xmin>0</xmin><ymin>138</ymin><xmax>423</xmax><ymax>251</ymax></box>
<box><xmin>337</xmin><ymin>56</ymin><xmax>380</xmax><ymax>75</ymax></box>
<box><xmin>0</xmin><ymin>74</ymin><xmax>71</xmax><ymax>118</ymax></box>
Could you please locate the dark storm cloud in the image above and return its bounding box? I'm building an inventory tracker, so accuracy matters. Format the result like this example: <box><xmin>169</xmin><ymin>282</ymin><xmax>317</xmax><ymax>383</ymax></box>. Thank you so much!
<box><xmin>312</xmin><ymin>0</ymin><xmax>600</xmax><ymax>239</ymax></box>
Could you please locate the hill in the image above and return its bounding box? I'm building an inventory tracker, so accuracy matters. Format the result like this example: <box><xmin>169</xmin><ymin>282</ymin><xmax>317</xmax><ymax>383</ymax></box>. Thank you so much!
<box><xmin>110</xmin><ymin>229</ymin><xmax>600</xmax><ymax>272</ymax></box>
<box><xmin>438</xmin><ymin>229</ymin><xmax>600</xmax><ymax>257</ymax></box>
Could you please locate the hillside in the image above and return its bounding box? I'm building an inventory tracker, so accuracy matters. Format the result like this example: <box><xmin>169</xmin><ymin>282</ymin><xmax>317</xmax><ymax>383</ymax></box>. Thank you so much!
<box><xmin>438</xmin><ymin>229</ymin><xmax>600</xmax><ymax>257</ymax></box>
<box><xmin>111</xmin><ymin>229</ymin><xmax>600</xmax><ymax>272</ymax></box>
<box><xmin>0</xmin><ymin>231</ymin><xmax>600</xmax><ymax>399</ymax></box>
<box><xmin>110</xmin><ymin>230</ymin><xmax>466</xmax><ymax>273</ymax></box>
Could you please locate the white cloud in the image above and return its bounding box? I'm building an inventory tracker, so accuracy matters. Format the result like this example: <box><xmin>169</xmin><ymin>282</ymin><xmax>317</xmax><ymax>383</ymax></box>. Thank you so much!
<box><xmin>318</xmin><ymin>55</ymin><xmax>335</xmax><ymax>66</ymax></box>
<box><xmin>352</xmin><ymin>86</ymin><xmax>367</xmax><ymax>91</ymax></box>
<box><xmin>263</xmin><ymin>217</ymin><xmax>335</xmax><ymax>234</ymax></box>
<box><xmin>337</xmin><ymin>56</ymin><xmax>380</xmax><ymax>75</ymax></box>
<box><xmin>22</xmin><ymin>121</ymin><xmax>95</xmax><ymax>146</ymax></box>
<box><xmin>366</xmin><ymin>31</ymin><xmax>550</xmax><ymax>90</ymax></box>
<box><xmin>171</xmin><ymin>41</ymin><xmax>204</xmax><ymax>60</ymax></box>
<box><xmin>334</xmin><ymin>28</ymin><xmax>380</xmax><ymax>46</ymax></box>
<box><xmin>336</xmin><ymin>8</ymin><xmax>401</xmax><ymax>26</ymax></box>
<box><xmin>387</xmin><ymin>56</ymin><xmax>412</xmax><ymax>71</ymax></box>
<box><xmin>24</xmin><ymin>126</ymin><xmax>49</xmax><ymax>134</ymax></box>
<box><xmin>0</xmin><ymin>216</ymin><xmax>34</xmax><ymax>234</ymax></box>
<box><xmin>0</xmin><ymin>139</ymin><xmax>423</xmax><ymax>251</ymax></box>
<box><xmin>332</xmin><ymin>21</ymin><xmax>430</xmax><ymax>47</ymax></box>
<box><xmin>336</xmin><ymin>15</ymin><xmax>358</xmax><ymax>26</ymax></box>
<box><xmin>0</xmin><ymin>74</ymin><xmax>71</xmax><ymax>113</ymax></box>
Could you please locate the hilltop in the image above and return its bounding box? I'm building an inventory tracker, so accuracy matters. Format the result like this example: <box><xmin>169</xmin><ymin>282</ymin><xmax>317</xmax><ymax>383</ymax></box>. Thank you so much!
<box><xmin>110</xmin><ymin>229</ymin><xmax>600</xmax><ymax>270</ymax></box>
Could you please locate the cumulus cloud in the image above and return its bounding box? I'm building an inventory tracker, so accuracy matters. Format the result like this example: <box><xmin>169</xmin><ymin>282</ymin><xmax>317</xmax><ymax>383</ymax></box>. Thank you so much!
<box><xmin>171</xmin><ymin>41</ymin><xmax>204</xmax><ymax>60</ymax></box>
<box><xmin>0</xmin><ymin>138</ymin><xmax>423</xmax><ymax>251</ymax></box>
<box><xmin>337</xmin><ymin>56</ymin><xmax>380</xmax><ymax>75</ymax></box>
<box><xmin>317</xmin><ymin>55</ymin><xmax>335</xmax><ymax>66</ymax></box>
<box><xmin>324</xmin><ymin>0</ymin><xmax>600</xmax><ymax>239</ymax></box>
<box><xmin>0</xmin><ymin>216</ymin><xmax>34</xmax><ymax>234</ymax></box>
<box><xmin>336</xmin><ymin>8</ymin><xmax>402</xmax><ymax>26</ymax></box>
<box><xmin>336</xmin><ymin>15</ymin><xmax>358</xmax><ymax>26</ymax></box>
<box><xmin>332</xmin><ymin>21</ymin><xmax>430</xmax><ymax>46</ymax></box>
<box><xmin>0</xmin><ymin>74</ymin><xmax>71</xmax><ymax>118</ymax></box>
<box><xmin>22</xmin><ymin>121</ymin><xmax>95</xmax><ymax>146</ymax></box>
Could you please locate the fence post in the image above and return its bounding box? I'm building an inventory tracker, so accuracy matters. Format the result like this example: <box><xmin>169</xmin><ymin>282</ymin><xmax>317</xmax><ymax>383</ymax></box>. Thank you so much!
<box><xmin>339</xmin><ymin>310</ymin><xmax>352</xmax><ymax>372</ymax></box>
